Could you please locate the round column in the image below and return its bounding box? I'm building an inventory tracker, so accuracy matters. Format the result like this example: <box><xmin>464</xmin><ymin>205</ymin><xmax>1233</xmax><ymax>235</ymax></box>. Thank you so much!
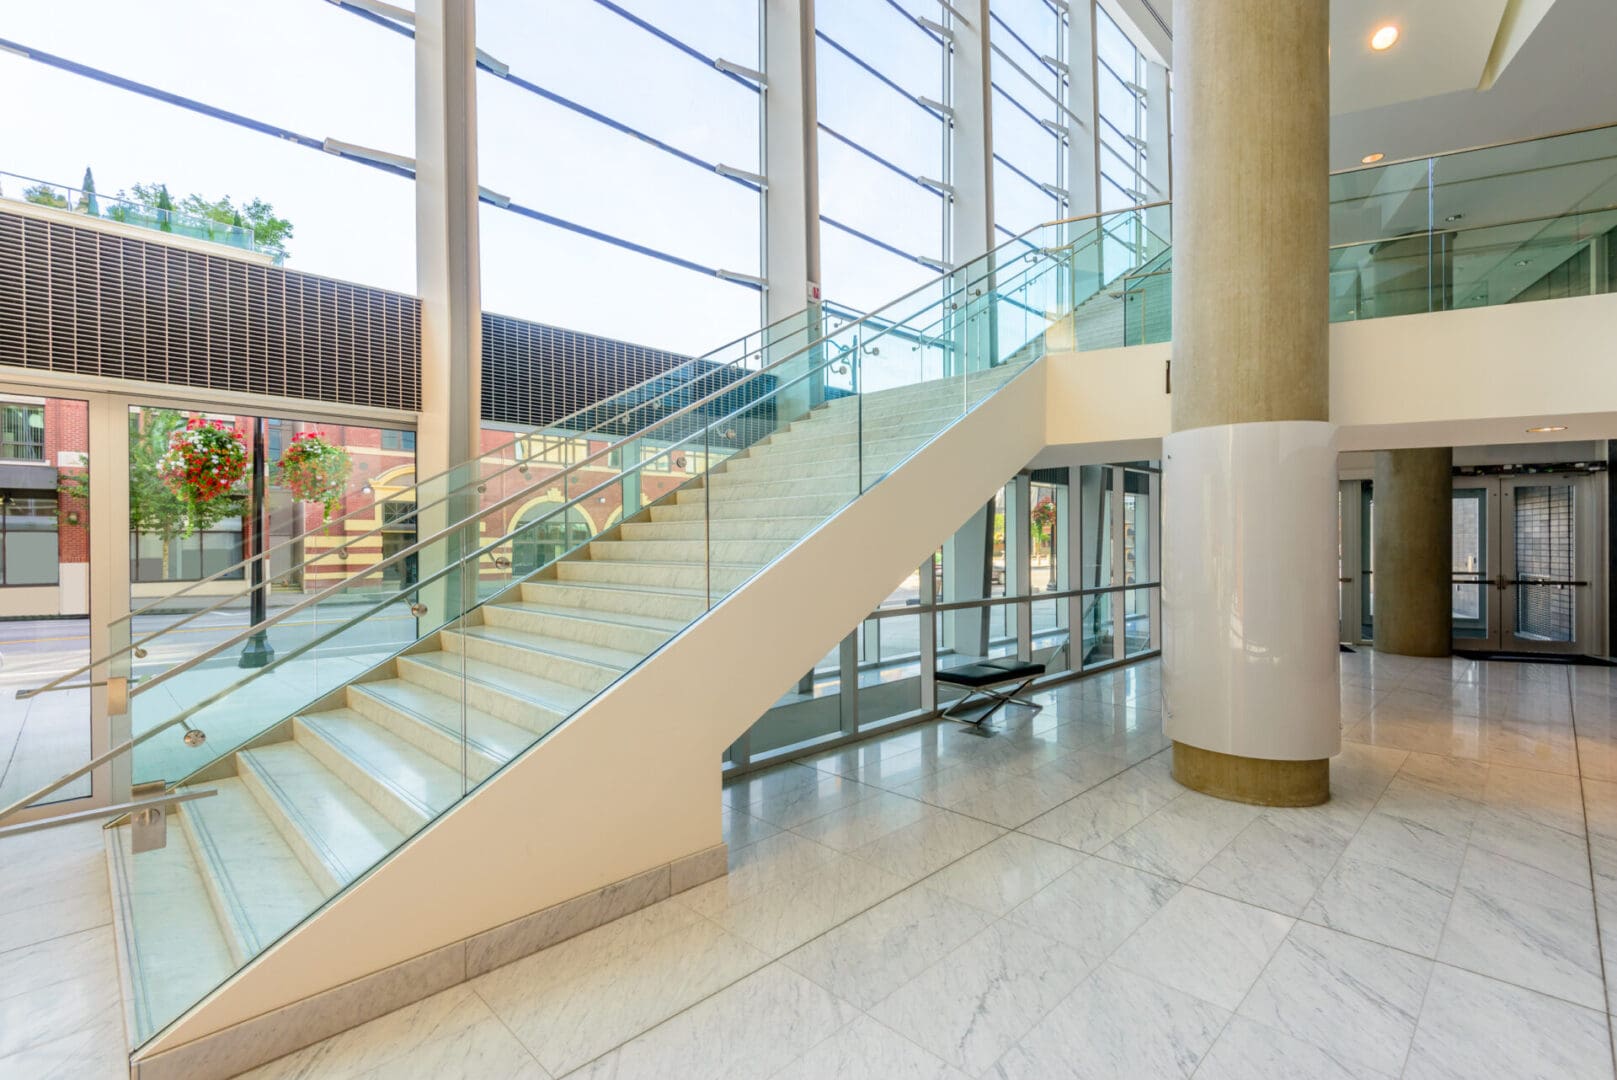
<box><xmin>1162</xmin><ymin>0</ymin><xmax>1337</xmax><ymax>806</ymax></box>
<box><xmin>1373</xmin><ymin>448</ymin><xmax>1454</xmax><ymax>657</ymax></box>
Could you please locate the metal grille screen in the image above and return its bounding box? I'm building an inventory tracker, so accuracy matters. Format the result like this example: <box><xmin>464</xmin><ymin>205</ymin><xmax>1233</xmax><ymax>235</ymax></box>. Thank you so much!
<box><xmin>481</xmin><ymin>313</ymin><xmax>777</xmax><ymax>441</ymax></box>
<box><xmin>0</xmin><ymin>210</ymin><xmax>420</xmax><ymax>410</ymax></box>
<box><xmin>1513</xmin><ymin>483</ymin><xmax>1575</xmax><ymax>642</ymax></box>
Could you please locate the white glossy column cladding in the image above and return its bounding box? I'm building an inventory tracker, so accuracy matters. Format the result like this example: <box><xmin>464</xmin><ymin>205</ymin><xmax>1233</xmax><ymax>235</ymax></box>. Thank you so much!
<box><xmin>1162</xmin><ymin>421</ymin><xmax>1340</xmax><ymax>761</ymax></box>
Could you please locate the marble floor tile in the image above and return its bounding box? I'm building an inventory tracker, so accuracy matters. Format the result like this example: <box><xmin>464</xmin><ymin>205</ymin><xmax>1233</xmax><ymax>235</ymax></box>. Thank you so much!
<box><xmin>698</xmin><ymin>852</ymin><xmax>908</xmax><ymax>957</ymax></box>
<box><xmin>870</xmin><ymin>919</ymin><xmax>1091</xmax><ymax>1076</ymax></box>
<box><xmin>944</xmin><ymin>766</ymin><xmax>1093</xmax><ymax>829</ymax></box>
<box><xmin>473</xmin><ymin>911</ymin><xmax>766</xmax><ymax>1076</ymax></box>
<box><xmin>1437</xmin><ymin>845</ymin><xmax>1604</xmax><ymax>1010</ymax></box>
<box><xmin>1404</xmin><ymin>964</ymin><xmax>1612</xmax><ymax>1080</ymax></box>
<box><xmin>1109</xmin><ymin>885</ymin><xmax>1292</xmax><ymax>1010</ymax></box>
<box><xmin>731</xmin><ymin>764</ymin><xmax>881</xmax><ymax>828</ymax></box>
<box><xmin>718</xmin><ymin>807</ymin><xmax>778</xmax><ymax>853</ymax></box>
<box><xmin>575</xmin><ymin>964</ymin><xmax>856</xmax><ymax>1080</ymax></box>
<box><xmin>1099</xmin><ymin>790</ymin><xmax>1262</xmax><ymax>882</ymax></box>
<box><xmin>1195</xmin><ymin>1016</ymin><xmax>1392</xmax><ymax>1080</ymax></box>
<box><xmin>772</xmin><ymin>1015</ymin><xmax>971</xmax><ymax>1080</ymax></box>
<box><xmin>1238</xmin><ymin>921</ymin><xmax>1431</xmax><ymax>1077</ymax></box>
<box><xmin>240</xmin><ymin>985</ymin><xmax>516</xmax><ymax>1080</ymax></box>
<box><xmin>1190</xmin><ymin>810</ymin><xmax>1351</xmax><ymax>915</ymax></box>
<box><xmin>1466</xmin><ymin>804</ymin><xmax>1591</xmax><ymax>886</ymax></box>
<box><xmin>1303</xmin><ymin>853</ymin><xmax>1456</xmax><ymax>957</ymax></box>
<box><xmin>0</xmin><ymin>1012</ymin><xmax>129</xmax><ymax>1080</ymax></box>
<box><xmin>988</xmin><ymin>964</ymin><xmax>1227</xmax><ymax>1080</ymax></box>
<box><xmin>1340</xmin><ymin>809</ymin><xmax>1469</xmax><ymax>891</ymax></box>
<box><xmin>1005</xmin><ymin>854</ymin><xmax>1179</xmax><ymax>967</ymax></box>
<box><xmin>677</xmin><ymin>831</ymin><xmax>839</xmax><ymax>918</ymax></box>
<box><xmin>781</xmin><ymin>884</ymin><xmax>993</xmax><ymax>1010</ymax></box>
<box><xmin>1019</xmin><ymin>757</ymin><xmax>1182</xmax><ymax>852</ymax></box>
<box><xmin>789</xmin><ymin>790</ymin><xmax>933</xmax><ymax>853</ymax></box>
<box><xmin>923</xmin><ymin>831</ymin><xmax>1081</xmax><ymax>916</ymax></box>
<box><xmin>846</xmin><ymin>806</ymin><xmax>1004</xmax><ymax>884</ymax></box>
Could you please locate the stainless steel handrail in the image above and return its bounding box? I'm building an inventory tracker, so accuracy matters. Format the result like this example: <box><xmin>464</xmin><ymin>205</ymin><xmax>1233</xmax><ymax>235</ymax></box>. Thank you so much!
<box><xmin>1328</xmin><ymin>120</ymin><xmax>1617</xmax><ymax>176</ymax></box>
<box><xmin>4</xmin><ymin>206</ymin><xmax>1152</xmax><ymax>822</ymax></box>
<box><xmin>5</xmin><ymin>244</ymin><xmax>1078</xmax><ymax>814</ymax></box>
<box><xmin>21</xmin><ymin>204</ymin><xmax>1161</xmax><ymax>702</ymax></box>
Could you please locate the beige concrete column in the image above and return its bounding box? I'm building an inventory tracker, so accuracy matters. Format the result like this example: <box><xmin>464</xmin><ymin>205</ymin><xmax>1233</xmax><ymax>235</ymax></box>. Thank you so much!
<box><xmin>1170</xmin><ymin>0</ymin><xmax>1329</xmax><ymax>431</ymax></box>
<box><xmin>1163</xmin><ymin>0</ymin><xmax>1337</xmax><ymax>807</ymax></box>
<box><xmin>1373</xmin><ymin>448</ymin><xmax>1454</xmax><ymax>657</ymax></box>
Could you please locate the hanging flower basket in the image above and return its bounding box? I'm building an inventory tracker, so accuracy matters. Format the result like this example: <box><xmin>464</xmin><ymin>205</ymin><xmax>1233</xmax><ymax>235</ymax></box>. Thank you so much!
<box><xmin>276</xmin><ymin>431</ymin><xmax>352</xmax><ymax>522</ymax></box>
<box><xmin>158</xmin><ymin>418</ymin><xmax>247</xmax><ymax>535</ymax></box>
<box><xmin>1032</xmin><ymin>496</ymin><xmax>1058</xmax><ymax>545</ymax></box>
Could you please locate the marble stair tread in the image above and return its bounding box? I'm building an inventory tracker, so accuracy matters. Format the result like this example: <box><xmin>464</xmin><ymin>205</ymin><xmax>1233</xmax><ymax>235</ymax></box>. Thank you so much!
<box><xmin>177</xmin><ymin>776</ymin><xmax>328</xmax><ymax>962</ymax></box>
<box><xmin>486</xmin><ymin>599</ymin><xmax>687</xmax><ymax>635</ymax></box>
<box><xmin>237</xmin><ymin>741</ymin><xmax>407</xmax><ymax>890</ymax></box>
<box><xmin>107</xmin><ymin>823</ymin><xmax>237</xmax><ymax>1047</ymax></box>
<box><xmin>296</xmin><ymin>710</ymin><xmax>464</xmax><ymax>822</ymax></box>
<box><xmin>399</xmin><ymin>649</ymin><xmax>595</xmax><ymax>715</ymax></box>
<box><xmin>352</xmin><ymin>678</ymin><xmax>549</xmax><ymax>761</ymax></box>
<box><xmin>451</xmin><ymin>621</ymin><xmax>644</xmax><ymax>670</ymax></box>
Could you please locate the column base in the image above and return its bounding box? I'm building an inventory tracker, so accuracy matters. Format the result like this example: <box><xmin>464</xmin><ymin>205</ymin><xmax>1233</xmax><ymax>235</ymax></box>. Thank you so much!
<box><xmin>1171</xmin><ymin>741</ymin><xmax>1329</xmax><ymax>807</ymax></box>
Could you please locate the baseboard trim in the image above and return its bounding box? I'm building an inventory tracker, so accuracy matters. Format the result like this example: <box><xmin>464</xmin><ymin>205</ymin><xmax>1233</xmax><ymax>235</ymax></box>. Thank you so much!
<box><xmin>129</xmin><ymin>842</ymin><xmax>728</xmax><ymax>1080</ymax></box>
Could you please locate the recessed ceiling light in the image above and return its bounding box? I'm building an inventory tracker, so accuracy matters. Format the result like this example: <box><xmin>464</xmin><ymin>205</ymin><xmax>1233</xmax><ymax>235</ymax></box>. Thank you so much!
<box><xmin>1515</xmin><ymin>258</ymin><xmax>1532</xmax><ymax>267</ymax></box>
<box><xmin>1361</xmin><ymin>152</ymin><xmax>1384</xmax><ymax>164</ymax></box>
<box><xmin>1445</xmin><ymin>213</ymin><xmax>1464</xmax><ymax>222</ymax></box>
<box><xmin>1371</xmin><ymin>25</ymin><xmax>1399</xmax><ymax>50</ymax></box>
<box><xmin>1527</xmin><ymin>425</ymin><xmax>1567</xmax><ymax>434</ymax></box>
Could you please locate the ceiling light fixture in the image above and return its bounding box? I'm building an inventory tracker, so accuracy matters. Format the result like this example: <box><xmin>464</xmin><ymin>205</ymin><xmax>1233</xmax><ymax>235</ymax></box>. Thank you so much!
<box><xmin>1361</xmin><ymin>152</ymin><xmax>1384</xmax><ymax>164</ymax></box>
<box><xmin>1370</xmin><ymin>24</ymin><xmax>1399</xmax><ymax>50</ymax></box>
<box><xmin>1445</xmin><ymin>213</ymin><xmax>1464</xmax><ymax>222</ymax></box>
<box><xmin>1527</xmin><ymin>425</ymin><xmax>1568</xmax><ymax>434</ymax></box>
<box><xmin>1515</xmin><ymin>259</ymin><xmax>1533</xmax><ymax>267</ymax></box>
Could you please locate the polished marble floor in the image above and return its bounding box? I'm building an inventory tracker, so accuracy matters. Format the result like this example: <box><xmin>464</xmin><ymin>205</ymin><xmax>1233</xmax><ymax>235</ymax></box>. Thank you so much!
<box><xmin>9</xmin><ymin>650</ymin><xmax>1617</xmax><ymax>1077</ymax></box>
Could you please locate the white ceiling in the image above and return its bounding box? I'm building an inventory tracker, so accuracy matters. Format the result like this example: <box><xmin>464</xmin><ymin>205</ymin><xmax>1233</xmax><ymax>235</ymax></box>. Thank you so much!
<box><xmin>1111</xmin><ymin>0</ymin><xmax>1617</xmax><ymax>170</ymax></box>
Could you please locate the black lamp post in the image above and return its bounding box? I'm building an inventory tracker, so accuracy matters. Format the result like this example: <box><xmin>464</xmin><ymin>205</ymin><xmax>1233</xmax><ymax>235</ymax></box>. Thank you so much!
<box><xmin>238</xmin><ymin>415</ymin><xmax>275</xmax><ymax>668</ymax></box>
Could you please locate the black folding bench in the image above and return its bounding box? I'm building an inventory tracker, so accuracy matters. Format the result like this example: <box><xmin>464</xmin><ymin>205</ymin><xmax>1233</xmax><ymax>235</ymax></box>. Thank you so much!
<box><xmin>935</xmin><ymin>657</ymin><xmax>1046</xmax><ymax>729</ymax></box>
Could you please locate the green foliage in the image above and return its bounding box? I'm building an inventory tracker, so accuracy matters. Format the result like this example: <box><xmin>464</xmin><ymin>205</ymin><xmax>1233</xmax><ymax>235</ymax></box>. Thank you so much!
<box><xmin>178</xmin><ymin>193</ymin><xmax>294</xmax><ymax>255</ymax></box>
<box><xmin>77</xmin><ymin>166</ymin><xmax>100</xmax><ymax>216</ymax></box>
<box><xmin>131</xmin><ymin>409</ymin><xmax>245</xmax><ymax>540</ymax></box>
<box><xmin>22</xmin><ymin>183</ymin><xmax>68</xmax><ymax>209</ymax></box>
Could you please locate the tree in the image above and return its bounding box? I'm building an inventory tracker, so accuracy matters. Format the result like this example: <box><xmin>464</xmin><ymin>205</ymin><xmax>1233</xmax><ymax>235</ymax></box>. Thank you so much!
<box><xmin>179</xmin><ymin>193</ymin><xmax>293</xmax><ymax>256</ymax></box>
<box><xmin>22</xmin><ymin>183</ymin><xmax>68</xmax><ymax>209</ymax></box>
<box><xmin>77</xmin><ymin>166</ymin><xmax>100</xmax><ymax>217</ymax></box>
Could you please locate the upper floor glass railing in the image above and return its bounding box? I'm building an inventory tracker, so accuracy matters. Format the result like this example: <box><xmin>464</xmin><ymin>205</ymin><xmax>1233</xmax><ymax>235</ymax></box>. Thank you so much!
<box><xmin>0</xmin><ymin>169</ymin><xmax>263</xmax><ymax>255</ymax></box>
<box><xmin>1107</xmin><ymin>122</ymin><xmax>1617</xmax><ymax>345</ymax></box>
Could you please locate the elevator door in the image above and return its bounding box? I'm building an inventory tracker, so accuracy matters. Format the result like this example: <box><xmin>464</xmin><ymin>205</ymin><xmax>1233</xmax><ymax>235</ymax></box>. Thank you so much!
<box><xmin>1452</xmin><ymin>474</ymin><xmax>1601</xmax><ymax>654</ymax></box>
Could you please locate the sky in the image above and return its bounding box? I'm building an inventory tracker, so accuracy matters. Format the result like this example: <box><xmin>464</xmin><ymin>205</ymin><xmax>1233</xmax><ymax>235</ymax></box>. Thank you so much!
<box><xmin>0</xmin><ymin>0</ymin><xmax>1144</xmax><ymax>357</ymax></box>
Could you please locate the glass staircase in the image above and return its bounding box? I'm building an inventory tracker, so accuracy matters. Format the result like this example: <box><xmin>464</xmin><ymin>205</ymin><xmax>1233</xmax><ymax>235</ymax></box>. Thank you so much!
<box><xmin>8</xmin><ymin>205</ymin><xmax>1169</xmax><ymax>1052</ymax></box>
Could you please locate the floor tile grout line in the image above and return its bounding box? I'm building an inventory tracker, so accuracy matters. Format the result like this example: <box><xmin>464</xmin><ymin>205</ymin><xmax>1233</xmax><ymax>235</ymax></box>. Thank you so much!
<box><xmin>467</xmin><ymin>983</ymin><xmax>553</xmax><ymax>1079</ymax></box>
<box><xmin>1565</xmin><ymin>665</ymin><xmax>1617</xmax><ymax>1077</ymax></box>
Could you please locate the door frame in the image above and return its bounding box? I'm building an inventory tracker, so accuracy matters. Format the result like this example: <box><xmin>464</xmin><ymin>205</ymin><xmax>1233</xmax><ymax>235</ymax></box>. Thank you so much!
<box><xmin>1452</xmin><ymin>472</ymin><xmax>1607</xmax><ymax>656</ymax></box>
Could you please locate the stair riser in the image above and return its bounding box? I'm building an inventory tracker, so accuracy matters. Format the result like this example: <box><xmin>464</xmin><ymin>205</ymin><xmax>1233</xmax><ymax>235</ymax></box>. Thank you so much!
<box><xmin>439</xmin><ymin>628</ymin><xmax>622</xmax><ymax>693</ymax></box>
<box><xmin>787</xmin><ymin>403</ymin><xmax>966</xmax><ymax>434</ymax></box>
<box><xmin>555</xmin><ymin>559</ymin><xmax>754</xmax><ymax>592</ymax></box>
<box><xmin>175</xmin><ymin>807</ymin><xmax>253</xmax><ymax>967</ymax></box>
<box><xmin>675</xmin><ymin>476</ymin><xmax>857</xmax><ymax>505</ymax></box>
<box><xmin>481</xmin><ymin>603</ymin><xmax>671</xmax><ymax>653</ymax></box>
<box><xmin>773</xmin><ymin>417</ymin><xmax>956</xmax><ymax>449</ymax></box>
<box><xmin>393</xmin><ymin>655</ymin><xmax>572</xmax><ymax>736</ymax></box>
<box><xmin>759</xmin><ymin>426</ymin><xmax>953</xmax><ymax>457</ymax></box>
<box><xmin>651</xmin><ymin>495</ymin><xmax>845</xmax><ymax>522</ymax></box>
<box><xmin>586</xmin><ymin>538</ymin><xmax>791</xmax><ymax>565</ymax></box>
<box><xmin>519</xmin><ymin>580</ymin><xmax>708</xmax><ymax>621</ymax></box>
<box><xmin>234</xmin><ymin>754</ymin><xmax>345</xmax><ymax>896</ymax></box>
<box><xmin>344</xmin><ymin>685</ymin><xmax>502</xmax><ymax>782</ymax></box>
<box><xmin>294</xmin><ymin>717</ymin><xmax>432</xmax><ymax>836</ymax></box>
<box><xmin>618</xmin><ymin>518</ymin><xmax>820</xmax><ymax>542</ymax></box>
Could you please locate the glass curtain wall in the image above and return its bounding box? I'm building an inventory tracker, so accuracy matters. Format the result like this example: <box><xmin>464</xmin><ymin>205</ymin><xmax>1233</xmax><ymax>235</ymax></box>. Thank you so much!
<box><xmin>989</xmin><ymin>0</ymin><xmax>1067</xmax><ymax>237</ymax></box>
<box><xmin>733</xmin><ymin>462</ymin><xmax>1161</xmax><ymax>768</ymax></box>
<box><xmin>0</xmin><ymin>0</ymin><xmax>416</xmax><ymax>292</ymax></box>
<box><xmin>1094</xmin><ymin>6</ymin><xmax>1150</xmax><ymax>280</ymax></box>
<box><xmin>475</xmin><ymin>0</ymin><xmax>764</xmax><ymax>356</ymax></box>
<box><xmin>815</xmin><ymin>0</ymin><xmax>950</xmax><ymax>316</ymax></box>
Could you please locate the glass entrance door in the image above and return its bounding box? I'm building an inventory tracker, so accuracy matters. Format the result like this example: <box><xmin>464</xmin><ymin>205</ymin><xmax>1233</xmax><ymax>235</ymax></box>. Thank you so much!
<box><xmin>1452</xmin><ymin>474</ymin><xmax>1601</xmax><ymax>654</ymax></box>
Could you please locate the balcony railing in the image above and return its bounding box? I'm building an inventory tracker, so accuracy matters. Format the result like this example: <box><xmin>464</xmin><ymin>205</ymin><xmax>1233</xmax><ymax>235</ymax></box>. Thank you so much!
<box><xmin>0</xmin><ymin>170</ymin><xmax>262</xmax><ymax>257</ymax></box>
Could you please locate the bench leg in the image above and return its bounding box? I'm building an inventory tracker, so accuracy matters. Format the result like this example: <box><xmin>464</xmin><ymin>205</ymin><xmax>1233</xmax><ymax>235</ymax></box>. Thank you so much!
<box><xmin>940</xmin><ymin>677</ymin><xmax>1043</xmax><ymax>731</ymax></box>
